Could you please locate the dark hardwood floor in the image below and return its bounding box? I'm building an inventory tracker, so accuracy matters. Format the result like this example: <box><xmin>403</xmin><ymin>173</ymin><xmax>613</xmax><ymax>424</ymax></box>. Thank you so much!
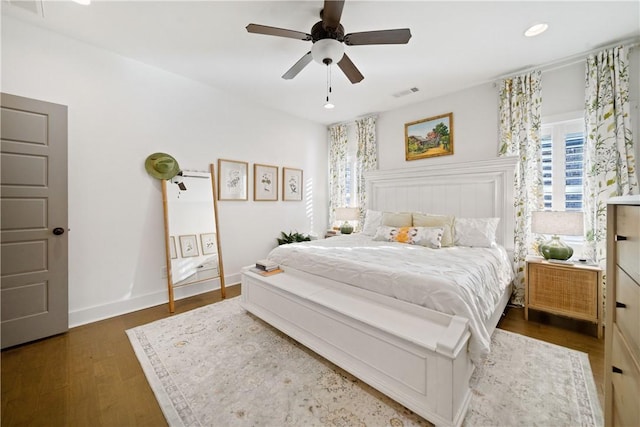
<box><xmin>1</xmin><ymin>286</ymin><xmax>604</xmax><ymax>426</ymax></box>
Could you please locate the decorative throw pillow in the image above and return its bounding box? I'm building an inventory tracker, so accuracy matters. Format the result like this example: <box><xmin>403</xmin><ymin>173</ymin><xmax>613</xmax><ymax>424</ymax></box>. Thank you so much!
<box><xmin>361</xmin><ymin>210</ymin><xmax>384</xmax><ymax>236</ymax></box>
<box><xmin>454</xmin><ymin>217</ymin><xmax>500</xmax><ymax>248</ymax></box>
<box><xmin>381</xmin><ymin>212</ymin><xmax>412</xmax><ymax>227</ymax></box>
<box><xmin>373</xmin><ymin>226</ymin><xmax>444</xmax><ymax>249</ymax></box>
<box><xmin>412</xmin><ymin>213</ymin><xmax>455</xmax><ymax>247</ymax></box>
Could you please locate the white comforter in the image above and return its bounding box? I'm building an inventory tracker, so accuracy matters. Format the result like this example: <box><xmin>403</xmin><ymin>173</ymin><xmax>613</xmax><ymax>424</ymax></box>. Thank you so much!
<box><xmin>267</xmin><ymin>234</ymin><xmax>514</xmax><ymax>363</ymax></box>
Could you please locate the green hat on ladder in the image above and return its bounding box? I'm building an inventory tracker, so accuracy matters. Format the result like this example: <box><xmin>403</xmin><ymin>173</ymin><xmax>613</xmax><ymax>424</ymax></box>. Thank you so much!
<box><xmin>144</xmin><ymin>152</ymin><xmax>180</xmax><ymax>180</ymax></box>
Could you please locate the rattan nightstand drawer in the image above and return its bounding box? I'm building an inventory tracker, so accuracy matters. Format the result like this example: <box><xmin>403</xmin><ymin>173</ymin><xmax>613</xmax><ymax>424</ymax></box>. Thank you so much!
<box><xmin>527</xmin><ymin>261</ymin><xmax>599</xmax><ymax>321</ymax></box>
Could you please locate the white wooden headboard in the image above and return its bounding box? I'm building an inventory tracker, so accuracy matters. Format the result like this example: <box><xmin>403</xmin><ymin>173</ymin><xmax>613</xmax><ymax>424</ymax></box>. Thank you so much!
<box><xmin>365</xmin><ymin>157</ymin><xmax>517</xmax><ymax>253</ymax></box>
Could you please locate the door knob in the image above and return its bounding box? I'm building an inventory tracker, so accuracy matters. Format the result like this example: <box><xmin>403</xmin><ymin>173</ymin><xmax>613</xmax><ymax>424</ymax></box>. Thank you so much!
<box><xmin>53</xmin><ymin>227</ymin><xmax>65</xmax><ymax>236</ymax></box>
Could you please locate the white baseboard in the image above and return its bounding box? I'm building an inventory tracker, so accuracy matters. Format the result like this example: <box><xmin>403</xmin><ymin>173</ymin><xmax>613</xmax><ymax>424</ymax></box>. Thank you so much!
<box><xmin>68</xmin><ymin>273</ymin><xmax>241</xmax><ymax>328</ymax></box>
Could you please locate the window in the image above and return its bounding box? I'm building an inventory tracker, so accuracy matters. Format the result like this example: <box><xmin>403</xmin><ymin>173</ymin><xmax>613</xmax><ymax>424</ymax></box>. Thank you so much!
<box><xmin>344</xmin><ymin>156</ymin><xmax>354</xmax><ymax>206</ymax></box>
<box><xmin>541</xmin><ymin>118</ymin><xmax>585</xmax><ymax>212</ymax></box>
<box><xmin>343</xmin><ymin>124</ymin><xmax>359</xmax><ymax>208</ymax></box>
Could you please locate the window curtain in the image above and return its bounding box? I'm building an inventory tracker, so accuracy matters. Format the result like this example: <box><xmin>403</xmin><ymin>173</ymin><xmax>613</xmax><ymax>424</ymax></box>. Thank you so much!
<box><xmin>498</xmin><ymin>70</ymin><xmax>543</xmax><ymax>306</ymax></box>
<box><xmin>355</xmin><ymin>116</ymin><xmax>378</xmax><ymax>229</ymax></box>
<box><xmin>328</xmin><ymin>124</ymin><xmax>348</xmax><ymax>226</ymax></box>
<box><xmin>584</xmin><ymin>46</ymin><xmax>639</xmax><ymax>289</ymax></box>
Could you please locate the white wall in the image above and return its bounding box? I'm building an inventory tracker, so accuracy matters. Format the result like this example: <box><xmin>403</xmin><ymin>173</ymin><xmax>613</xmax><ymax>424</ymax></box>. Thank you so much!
<box><xmin>1</xmin><ymin>16</ymin><xmax>328</xmax><ymax>326</ymax></box>
<box><xmin>376</xmin><ymin>48</ymin><xmax>640</xmax><ymax>175</ymax></box>
<box><xmin>377</xmin><ymin>82</ymin><xmax>499</xmax><ymax>171</ymax></box>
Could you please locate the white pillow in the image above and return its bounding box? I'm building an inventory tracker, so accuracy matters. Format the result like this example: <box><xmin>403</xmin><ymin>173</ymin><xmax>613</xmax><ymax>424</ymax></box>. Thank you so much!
<box><xmin>361</xmin><ymin>210</ymin><xmax>383</xmax><ymax>236</ymax></box>
<box><xmin>381</xmin><ymin>211</ymin><xmax>412</xmax><ymax>227</ymax></box>
<box><xmin>454</xmin><ymin>217</ymin><xmax>500</xmax><ymax>248</ymax></box>
<box><xmin>373</xmin><ymin>225</ymin><xmax>444</xmax><ymax>249</ymax></box>
<box><xmin>412</xmin><ymin>213</ymin><xmax>455</xmax><ymax>247</ymax></box>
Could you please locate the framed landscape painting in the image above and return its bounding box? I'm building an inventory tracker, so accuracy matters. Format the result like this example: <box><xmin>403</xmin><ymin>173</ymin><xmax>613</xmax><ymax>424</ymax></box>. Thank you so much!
<box><xmin>405</xmin><ymin>112</ymin><xmax>454</xmax><ymax>161</ymax></box>
<box><xmin>283</xmin><ymin>167</ymin><xmax>303</xmax><ymax>201</ymax></box>
<box><xmin>254</xmin><ymin>163</ymin><xmax>278</xmax><ymax>201</ymax></box>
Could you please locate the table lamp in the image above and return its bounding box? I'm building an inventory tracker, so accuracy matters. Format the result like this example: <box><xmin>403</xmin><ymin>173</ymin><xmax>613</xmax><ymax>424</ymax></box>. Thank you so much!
<box><xmin>531</xmin><ymin>211</ymin><xmax>584</xmax><ymax>260</ymax></box>
<box><xmin>335</xmin><ymin>207</ymin><xmax>359</xmax><ymax>234</ymax></box>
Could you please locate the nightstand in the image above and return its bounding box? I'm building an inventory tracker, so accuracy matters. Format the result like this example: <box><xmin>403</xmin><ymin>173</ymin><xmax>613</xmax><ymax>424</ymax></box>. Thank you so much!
<box><xmin>525</xmin><ymin>257</ymin><xmax>603</xmax><ymax>338</ymax></box>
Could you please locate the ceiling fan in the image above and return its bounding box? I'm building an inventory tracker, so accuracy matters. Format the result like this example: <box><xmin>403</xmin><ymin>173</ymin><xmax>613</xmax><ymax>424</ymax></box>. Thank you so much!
<box><xmin>246</xmin><ymin>0</ymin><xmax>412</xmax><ymax>84</ymax></box>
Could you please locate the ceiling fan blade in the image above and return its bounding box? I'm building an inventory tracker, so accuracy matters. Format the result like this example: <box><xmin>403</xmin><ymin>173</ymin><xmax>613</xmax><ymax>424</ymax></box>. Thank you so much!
<box><xmin>344</xmin><ymin>29</ymin><xmax>412</xmax><ymax>45</ymax></box>
<box><xmin>322</xmin><ymin>0</ymin><xmax>345</xmax><ymax>30</ymax></box>
<box><xmin>282</xmin><ymin>52</ymin><xmax>313</xmax><ymax>80</ymax></box>
<box><xmin>246</xmin><ymin>24</ymin><xmax>312</xmax><ymax>41</ymax></box>
<box><xmin>337</xmin><ymin>53</ymin><xmax>364</xmax><ymax>84</ymax></box>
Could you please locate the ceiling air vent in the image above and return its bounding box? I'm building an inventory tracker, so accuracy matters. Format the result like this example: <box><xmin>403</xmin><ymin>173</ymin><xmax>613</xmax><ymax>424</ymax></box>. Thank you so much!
<box><xmin>392</xmin><ymin>87</ymin><xmax>420</xmax><ymax>98</ymax></box>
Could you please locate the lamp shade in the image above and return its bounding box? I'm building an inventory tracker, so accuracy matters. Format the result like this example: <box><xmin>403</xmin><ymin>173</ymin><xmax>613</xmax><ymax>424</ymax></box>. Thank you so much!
<box><xmin>311</xmin><ymin>39</ymin><xmax>344</xmax><ymax>64</ymax></box>
<box><xmin>531</xmin><ymin>211</ymin><xmax>584</xmax><ymax>236</ymax></box>
<box><xmin>532</xmin><ymin>211</ymin><xmax>583</xmax><ymax>260</ymax></box>
<box><xmin>335</xmin><ymin>207</ymin><xmax>359</xmax><ymax>221</ymax></box>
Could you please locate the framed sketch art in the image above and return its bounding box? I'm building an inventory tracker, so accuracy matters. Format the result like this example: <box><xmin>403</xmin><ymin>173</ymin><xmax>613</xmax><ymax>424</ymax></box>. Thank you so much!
<box><xmin>218</xmin><ymin>159</ymin><xmax>248</xmax><ymax>201</ymax></box>
<box><xmin>169</xmin><ymin>236</ymin><xmax>177</xmax><ymax>259</ymax></box>
<box><xmin>179</xmin><ymin>234</ymin><xmax>199</xmax><ymax>258</ymax></box>
<box><xmin>283</xmin><ymin>167</ymin><xmax>303</xmax><ymax>201</ymax></box>
<box><xmin>200</xmin><ymin>232</ymin><xmax>217</xmax><ymax>255</ymax></box>
<box><xmin>254</xmin><ymin>164</ymin><xmax>278</xmax><ymax>201</ymax></box>
<box><xmin>405</xmin><ymin>112</ymin><xmax>454</xmax><ymax>161</ymax></box>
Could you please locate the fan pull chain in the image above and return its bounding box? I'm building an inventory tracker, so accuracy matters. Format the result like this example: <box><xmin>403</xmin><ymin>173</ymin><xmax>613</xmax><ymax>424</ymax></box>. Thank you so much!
<box><xmin>324</xmin><ymin>63</ymin><xmax>334</xmax><ymax>109</ymax></box>
<box><xmin>326</xmin><ymin>63</ymin><xmax>330</xmax><ymax>102</ymax></box>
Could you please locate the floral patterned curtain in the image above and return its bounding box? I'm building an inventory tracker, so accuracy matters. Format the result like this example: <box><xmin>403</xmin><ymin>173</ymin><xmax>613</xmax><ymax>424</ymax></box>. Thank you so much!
<box><xmin>355</xmin><ymin>116</ymin><xmax>378</xmax><ymax>229</ymax></box>
<box><xmin>498</xmin><ymin>70</ymin><xmax>543</xmax><ymax>305</ymax></box>
<box><xmin>584</xmin><ymin>45</ymin><xmax>639</xmax><ymax>297</ymax></box>
<box><xmin>328</xmin><ymin>124</ymin><xmax>348</xmax><ymax>226</ymax></box>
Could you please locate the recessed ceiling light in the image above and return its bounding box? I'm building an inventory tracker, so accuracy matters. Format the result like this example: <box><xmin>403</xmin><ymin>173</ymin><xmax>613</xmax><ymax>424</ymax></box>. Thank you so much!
<box><xmin>72</xmin><ymin>0</ymin><xmax>91</xmax><ymax>5</ymax></box>
<box><xmin>524</xmin><ymin>23</ymin><xmax>548</xmax><ymax>37</ymax></box>
<box><xmin>324</xmin><ymin>102</ymin><xmax>335</xmax><ymax>110</ymax></box>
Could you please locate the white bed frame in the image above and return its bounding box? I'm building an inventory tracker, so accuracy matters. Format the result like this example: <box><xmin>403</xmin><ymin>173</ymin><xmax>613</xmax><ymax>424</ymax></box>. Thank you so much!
<box><xmin>241</xmin><ymin>157</ymin><xmax>517</xmax><ymax>427</ymax></box>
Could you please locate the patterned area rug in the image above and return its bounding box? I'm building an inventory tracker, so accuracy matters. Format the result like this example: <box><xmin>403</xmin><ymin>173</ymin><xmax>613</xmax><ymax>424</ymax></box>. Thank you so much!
<box><xmin>127</xmin><ymin>298</ymin><xmax>603</xmax><ymax>427</ymax></box>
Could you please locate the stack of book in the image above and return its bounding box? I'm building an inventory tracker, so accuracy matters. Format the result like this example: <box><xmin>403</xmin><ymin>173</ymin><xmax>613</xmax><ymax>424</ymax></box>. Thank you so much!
<box><xmin>251</xmin><ymin>259</ymin><xmax>283</xmax><ymax>276</ymax></box>
<box><xmin>255</xmin><ymin>259</ymin><xmax>278</xmax><ymax>271</ymax></box>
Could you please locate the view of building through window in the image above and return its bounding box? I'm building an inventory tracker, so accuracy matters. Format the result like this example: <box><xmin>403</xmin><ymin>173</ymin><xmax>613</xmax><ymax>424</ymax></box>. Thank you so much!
<box><xmin>541</xmin><ymin>118</ymin><xmax>585</xmax><ymax>212</ymax></box>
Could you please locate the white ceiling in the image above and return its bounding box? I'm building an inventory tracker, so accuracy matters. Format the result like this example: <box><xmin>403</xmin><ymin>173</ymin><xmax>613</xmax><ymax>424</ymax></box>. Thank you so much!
<box><xmin>3</xmin><ymin>1</ymin><xmax>639</xmax><ymax>125</ymax></box>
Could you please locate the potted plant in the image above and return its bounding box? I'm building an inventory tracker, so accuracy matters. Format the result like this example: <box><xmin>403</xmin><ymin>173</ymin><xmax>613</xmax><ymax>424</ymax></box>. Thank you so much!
<box><xmin>277</xmin><ymin>231</ymin><xmax>311</xmax><ymax>245</ymax></box>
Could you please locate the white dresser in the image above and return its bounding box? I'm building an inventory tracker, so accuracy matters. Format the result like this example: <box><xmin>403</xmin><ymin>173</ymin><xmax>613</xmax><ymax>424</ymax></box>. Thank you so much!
<box><xmin>605</xmin><ymin>195</ymin><xmax>640</xmax><ymax>427</ymax></box>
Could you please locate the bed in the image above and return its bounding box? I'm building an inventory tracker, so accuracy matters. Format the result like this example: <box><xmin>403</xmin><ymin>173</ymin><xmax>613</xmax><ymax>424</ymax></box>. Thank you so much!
<box><xmin>240</xmin><ymin>157</ymin><xmax>517</xmax><ymax>427</ymax></box>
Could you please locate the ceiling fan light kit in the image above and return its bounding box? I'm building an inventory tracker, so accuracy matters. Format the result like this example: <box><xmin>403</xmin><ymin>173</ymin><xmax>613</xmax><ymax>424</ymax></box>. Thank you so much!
<box><xmin>311</xmin><ymin>39</ymin><xmax>344</xmax><ymax>65</ymax></box>
<box><xmin>246</xmin><ymin>0</ymin><xmax>412</xmax><ymax>86</ymax></box>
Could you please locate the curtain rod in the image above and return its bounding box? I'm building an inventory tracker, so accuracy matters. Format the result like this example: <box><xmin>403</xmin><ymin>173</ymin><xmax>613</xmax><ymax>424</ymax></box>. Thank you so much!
<box><xmin>328</xmin><ymin>113</ymin><xmax>378</xmax><ymax>129</ymax></box>
<box><xmin>496</xmin><ymin>37</ymin><xmax>640</xmax><ymax>81</ymax></box>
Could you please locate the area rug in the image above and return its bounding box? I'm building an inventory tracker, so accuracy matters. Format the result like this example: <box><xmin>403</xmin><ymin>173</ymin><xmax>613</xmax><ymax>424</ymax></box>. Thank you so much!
<box><xmin>127</xmin><ymin>297</ymin><xmax>603</xmax><ymax>427</ymax></box>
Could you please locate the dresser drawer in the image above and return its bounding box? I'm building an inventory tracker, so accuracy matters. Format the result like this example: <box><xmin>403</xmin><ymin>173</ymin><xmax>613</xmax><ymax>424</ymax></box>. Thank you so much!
<box><xmin>527</xmin><ymin>262</ymin><xmax>598</xmax><ymax>321</ymax></box>
<box><xmin>611</xmin><ymin>328</ymin><xmax>640</xmax><ymax>427</ymax></box>
<box><xmin>617</xmin><ymin>205</ymin><xmax>640</xmax><ymax>284</ymax></box>
<box><xmin>616</xmin><ymin>266</ymin><xmax>640</xmax><ymax>360</ymax></box>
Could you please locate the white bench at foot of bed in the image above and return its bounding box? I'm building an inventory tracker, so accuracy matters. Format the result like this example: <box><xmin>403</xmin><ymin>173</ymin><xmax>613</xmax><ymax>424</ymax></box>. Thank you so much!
<box><xmin>240</xmin><ymin>267</ymin><xmax>474</xmax><ymax>427</ymax></box>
